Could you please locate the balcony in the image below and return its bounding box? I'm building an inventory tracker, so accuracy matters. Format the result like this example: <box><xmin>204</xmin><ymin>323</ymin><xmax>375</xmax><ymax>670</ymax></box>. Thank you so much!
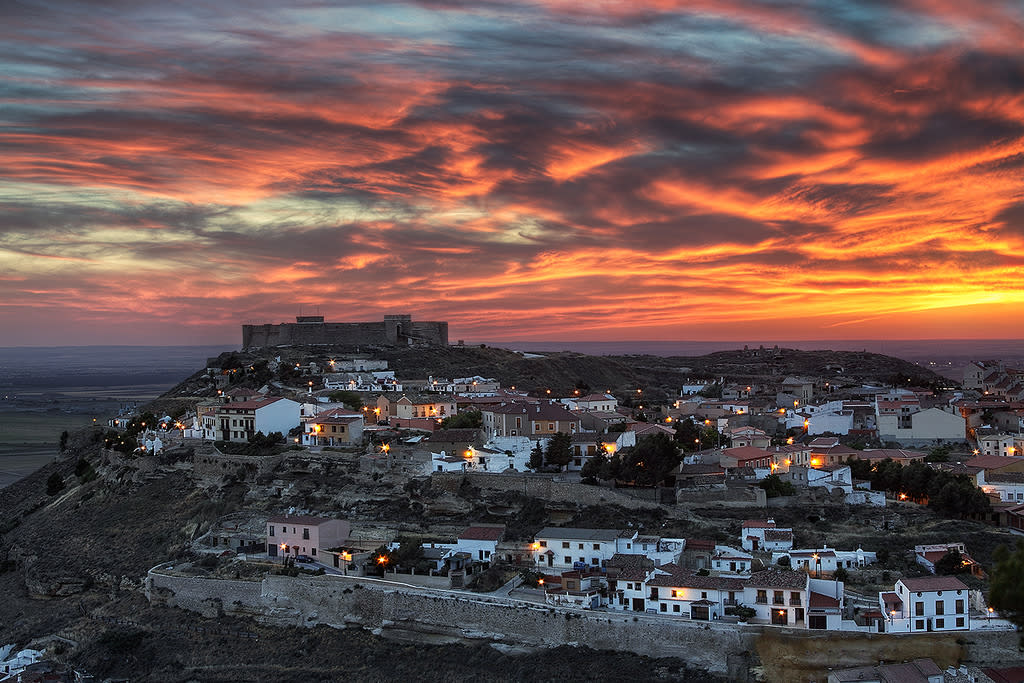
<box><xmin>723</xmin><ymin>599</ymin><xmax>740</xmax><ymax>607</ymax></box>
<box><xmin>756</xmin><ymin>597</ymin><xmax>768</xmax><ymax>605</ymax></box>
<box><xmin>773</xmin><ymin>598</ymin><xmax>785</xmax><ymax>605</ymax></box>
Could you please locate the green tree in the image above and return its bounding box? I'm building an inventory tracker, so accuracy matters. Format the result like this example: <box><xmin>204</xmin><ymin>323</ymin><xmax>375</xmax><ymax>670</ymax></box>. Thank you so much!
<box><xmin>759</xmin><ymin>474</ymin><xmax>795</xmax><ymax>498</ymax></box>
<box><xmin>544</xmin><ymin>432</ymin><xmax>573</xmax><ymax>471</ymax></box>
<box><xmin>926</xmin><ymin>445</ymin><xmax>952</xmax><ymax>462</ymax></box>
<box><xmin>698</xmin><ymin>383</ymin><xmax>723</xmax><ymax>398</ymax></box>
<box><xmin>367</xmin><ymin>545</ymin><xmax>392</xmax><ymax>576</ymax></box>
<box><xmin>392</xmin><ymin>537</ymin><xmax>425</xmax><ymax>570</ymax></box>
<box><xmin>934</xmin><ymin>549</ymin><xmax>970</xmax><ymax>575</ymax></box>
<box><xmin>617</xmin><ymin>433</ymin><xmax>681</xmax><ymax>486</ymax></box>
<box><xmin>528</xmin><ymin>442</ymin><xmax>545</xmax><ymax>470</ymax></box>
<box><xmin>990</xmin><ymin>541</ymin><xmax>1024</xmax><ymax>629</ymax></box>
<box><xmin>581</xmin><ymin>451</ymin><xmax>609</xmax><ymax>481</ymax></box>
<box><xmin>439</xmin><ymin>411</ymin><xmax>483</xmax><ymax>429</ymax></box>
<box><xmin>327</xmin><ymin>390</ymin><xmax>363</xmax><ymax>411</ymax></box>
<box><xmin>846</xmin><ymin>456</ymin><xmax>873</xmax><ymax>481</ymax></box>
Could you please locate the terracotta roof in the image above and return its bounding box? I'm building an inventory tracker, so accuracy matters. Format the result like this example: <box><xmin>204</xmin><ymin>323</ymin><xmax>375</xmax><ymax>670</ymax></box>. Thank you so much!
<box><xmin>606</xmin><ymin>553</ymin><xmax>655</xmax><ymax>571</ymax></box>
<box><xmin>764</xmin><ymin>529</ymin><xmax>793</xmax><ymax>542</ymax></box>
<box><xmin>741</xmin><ymin>520</ymin><xmax>777</xmax><ymax>529</ymax></box>
<box><xmin>899</xmin><ymin>575</ymin><xmax>969</xmax><ymax>592</ymax></box>
<box><xmin>880</xmin><ymin>592</ymin><xmax>902</xmax><ymax>607</ymax></box>
<box><xmin>743</xmin><ymin>569</ymin><xmax>807</xmax><ymax>589</ymax></box>
<box><xmin>647</xmin><ymin>567</ymin><xmax>745</xmax><ymax>591</ymax></box>
<box><xmin>218</xmin><ymin>397</ymin><xmax>286</xmax><ymax>411</ymax></box>
<box><xmin>967</xmin><ymin>455</ymin><xmax>1024</xmax><ymax>470</ymax></box>
<box><xmin>720</xmin><ymin>446</ymin><xmax>772</xmax><ymax>462</ymax></box>
<box><xmin>460</xmin><ymin>526</ymin><xmax>505</xmax><ymax>542</ymax></box>
<box><xmin>808</xmin><ymin>591</ymin><xmax>840</xmax><ymax>608</ymax></box>
<box><xmin>684</xmin><ymin>539</ymin><xmax>715</xmax><ymax>551</ymax></box>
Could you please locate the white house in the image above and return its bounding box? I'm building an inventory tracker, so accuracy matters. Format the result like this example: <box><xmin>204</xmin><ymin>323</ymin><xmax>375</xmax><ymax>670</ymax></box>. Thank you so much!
<box><xmin>880</xmin><ymin>576</ymin><xmax>970</xmax><ymax>633</ymax></box>
<box><xmin>564</xmin><ymin>393</ymin><xmax>619</xmax><ymax>412</ymax></box>
<box><xmin>266</xmin><ymin>515</ymin><xmax>350</xmax><ymax>561</ymax></box>
<box><xmin>208</xmin><ymin>397</ymin><xmax>301</xmax><ymax>443</ymax></box>
<box><xmin>711</xmin><ymin>545</ymin><xmax>754</xmax><ymax>576</ymax></box>
<box><xmin>643</xmin><ymin>566</ymin><xmax>746</xmax><ymax>620</ymax></box>
<box><xmin>741</xmin><ymin>519</ymin><xmax>794</xmax><ymax>552</ymax></box>
<box><xmin>876</xmin><ymin>406</ymin><xmax>965</xmax><ymax>445</ymax></box>
<box><xmin>455</xmin><ymin>525</ymin><xmax>505</xmax><ymax>563</ymax></box>
<box><xmin>978</xmin><ymin>433</ymin><xmax>1020</xmax><ymax>457</ymax></box>
<box><xmin>532</xmin><ymin>527</ymin><xmax>683</xmax><ymax>572</ymax></box>
<box><xmin>773</xmin><ymin>546</ymin><xmax>876</xmax><ymax>575</ymax></box>
<box><xmin>978</xmin><ymin>470</ymin><xmax>1024</xmax><ymax>504</ymax></box>
<box><xmin>742</xmin><ymin>569</ymin><xmax>844</xmax><ymax>629</ymax></box>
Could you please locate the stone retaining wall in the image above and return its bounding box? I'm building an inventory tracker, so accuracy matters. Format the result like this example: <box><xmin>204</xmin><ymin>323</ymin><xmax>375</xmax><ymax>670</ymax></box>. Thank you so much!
<box><xmin>146</xmin><ymin>569</ymin><xmax>1023</xmax><ymax>681</ymax></box>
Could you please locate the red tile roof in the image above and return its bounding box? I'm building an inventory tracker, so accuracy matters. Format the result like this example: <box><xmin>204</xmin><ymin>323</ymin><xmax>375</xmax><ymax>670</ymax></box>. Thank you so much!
<box><xmin>899</xmin><ymin>575</ymin><xmax>969</xmax><ymax>592</ymax></box>
<box><xmin>808</xmin><ymin>591</ymin><xmax>840</xmax><ymax>608</ymax></box>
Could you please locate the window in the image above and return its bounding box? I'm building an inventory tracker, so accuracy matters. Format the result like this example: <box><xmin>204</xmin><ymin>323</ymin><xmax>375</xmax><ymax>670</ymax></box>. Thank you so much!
<box><xmin>790</xmin><ymin>592</ymin><xmax>801</xmax><ymax>606</ymax></box>
<box><xmin>701</xmin><ymin>591</ymin><xmax>707</xmax><ymax>599</ymax></box>
<box><xmin>650</xmin><ymin>588</ymin><xmax>659</xmax><ymax>599</ymax></box>
<box><xmin>626</xmin><ymin>543</ymin><xmax>631</xmax><ymax>550</ymax></box>
<box><xmin>660</xmin><ymin>603</ymin><xmax>667</xmax><ymax>612</ymax></box>
<box><xmin>773</xmin><ymin>591</ymin><xmax>785</xmax><ymax>605</ymax></box>
<box><xmin>564</xmin><ymin>556</ymin><xmax>571</xmax><ymax>564</ymax></box>
<box><xmin>671</xmin><ymin>590</ymin><xmax>678</xmax><ymax>598</ymax></box>
<box><xmin>915</xmin><ymin>620</ymin><xmax>925</xmax><ymax>630</ymax></box>
<box><xmin>955</xmin><ymin>599</ymin><xmax>964</xmax><ymax>613</ymax></box>
<box><xmin>593</xmin><ymin>544</ymin><xmax>600</xmax><ymax>550</ymax></box>
<box><xmin>269</xmin><ymin>526</ymin><xmax>275</xmax><ymax>536</ymax></box>
<box><xmin>915</xmin><ymin>602</ymin><xmax>924</xmax><ymax>617</ymax></box>
<box><xmin>548</xmin><ymin>423</ymin><xmax>554</xmax><ymax>430</ymax></box>
<box><xmin>673</xmin><ymin>604</ymin><xmax>680</xmax><ymax>613</ymax></box>
<box><xmin>562</xmin><ymin>542</ymin><xmax>570</xmax><ymax>549</ymax></box>
<box><xmin>311</xmin><ymin>548</ymin><xmax>316</xmax><ymax>556</ymax></box>
<box><xmin>578</xmin><ymin>543</ymin><xmax>584</xmax><ymax>550</ymax></box>
<box><xmin>956</xmin><ymin>617</ymin><xmax>965</xmax><ymax>628</ymax></box>
<box><xmin>935</xmin><ymin>618</ymin><xmax>944</xmax><ymax>629</ymax></box>
<box><xmin>302</xmin><ymin>528</ymin><xmax>310</xmax><ymax>540</ymax></box>
<box><xmin>591</xmin><ymin>558</ymin><xmax>599</xmax><ymax>565</ymax></box>
<box><xmin>935</xmin><ymin>601</ymin><xmax>944</xmax><ymax>616</ymax></box>
<box><xmin>756</xmin><ymin>590</ymin><xmax>767</xmax><ymax>604</ymax></box>
<box><xmin>539</xmin><ymin>541</ymin><xmax>547</xmax><ymax>548</ymax></box>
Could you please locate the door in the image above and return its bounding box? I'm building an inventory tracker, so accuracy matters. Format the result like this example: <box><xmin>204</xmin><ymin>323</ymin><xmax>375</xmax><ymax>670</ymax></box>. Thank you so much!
<box><xmin>632</xmin><ymin>598</ymin><xmax>645</xmax><ymax>611</ymax></box>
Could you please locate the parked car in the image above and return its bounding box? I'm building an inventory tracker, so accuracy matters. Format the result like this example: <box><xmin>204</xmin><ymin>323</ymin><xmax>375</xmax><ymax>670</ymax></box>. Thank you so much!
<box><xmin>296</xmin><ymin>555</ymin><xmax>313</xmax><ymax>563</ymax></box>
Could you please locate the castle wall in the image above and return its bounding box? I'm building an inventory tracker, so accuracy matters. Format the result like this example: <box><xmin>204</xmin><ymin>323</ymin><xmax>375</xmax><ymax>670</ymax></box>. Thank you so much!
<box><xmin>242</xmin><ymin>319</ymin><xmax>447</xmax><ymax>349</ymax></box>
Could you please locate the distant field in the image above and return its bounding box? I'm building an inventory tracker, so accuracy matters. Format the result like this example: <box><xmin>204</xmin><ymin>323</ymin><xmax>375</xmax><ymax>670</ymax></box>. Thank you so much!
<box><xmin>0</xmin><ymin>444</ymin><xmax>56</xmax><ymax>489</ymax></box>
<box><xmin>0</xmin><ymin>411</ymin><xmax>101</xmax><ymax>445</ymax></box>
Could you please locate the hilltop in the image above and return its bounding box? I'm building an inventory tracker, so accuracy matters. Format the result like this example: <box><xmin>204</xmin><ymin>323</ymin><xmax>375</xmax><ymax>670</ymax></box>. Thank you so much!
<box><xmin>156</xmin><ymin>344</ymin><xmax>949</xmax><ymax>408</ymax></box>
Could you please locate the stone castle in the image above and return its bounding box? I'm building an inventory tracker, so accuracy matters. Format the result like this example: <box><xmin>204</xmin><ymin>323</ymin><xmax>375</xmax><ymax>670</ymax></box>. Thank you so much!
<box><xmin>241</xmin><ymin>314</ymin><xmax>448</xmax><ymax>349</ymax></box>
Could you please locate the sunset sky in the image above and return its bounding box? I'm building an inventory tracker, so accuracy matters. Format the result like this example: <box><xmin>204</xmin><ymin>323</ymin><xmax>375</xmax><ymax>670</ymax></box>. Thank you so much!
<box><xmin>2</xmin><ymin>1</ymin><xmax>1024</xmax><ymax>346</ymax></box>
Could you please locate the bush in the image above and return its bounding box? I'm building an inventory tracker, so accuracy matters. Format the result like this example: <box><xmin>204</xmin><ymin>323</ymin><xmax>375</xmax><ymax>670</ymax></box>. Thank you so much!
<box><xmin>46</xmin><ymin>472</ymin><xmax>65</xmax><ymax>496</ymax></box>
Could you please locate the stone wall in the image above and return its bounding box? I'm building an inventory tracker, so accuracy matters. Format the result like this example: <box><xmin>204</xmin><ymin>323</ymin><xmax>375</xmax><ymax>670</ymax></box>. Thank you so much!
<box><xmin>146</xmin><ymin>569</ymin><xmax>1024</xmax><ymax>681</ymax></box>
<box><xmin>192</xmin><ymin>445</ymin><xmax>283</xmax><ymax>478</ymax></box>
<box><xmin>430</xmin><ymin>472</ymin><xmax>664</xmax><ymax>509</ymax></box>
<box><xmin>241</xmin><ymin>318</ymin><xmax>448</xmax><ymax>349</ymax></box>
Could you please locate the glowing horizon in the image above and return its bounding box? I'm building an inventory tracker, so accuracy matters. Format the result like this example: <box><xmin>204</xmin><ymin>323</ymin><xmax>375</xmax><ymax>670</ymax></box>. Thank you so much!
<box><xmin>2</xmin><ymin>1</ymin><xmax>1024</xmax><ymax>346</ymax></box>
